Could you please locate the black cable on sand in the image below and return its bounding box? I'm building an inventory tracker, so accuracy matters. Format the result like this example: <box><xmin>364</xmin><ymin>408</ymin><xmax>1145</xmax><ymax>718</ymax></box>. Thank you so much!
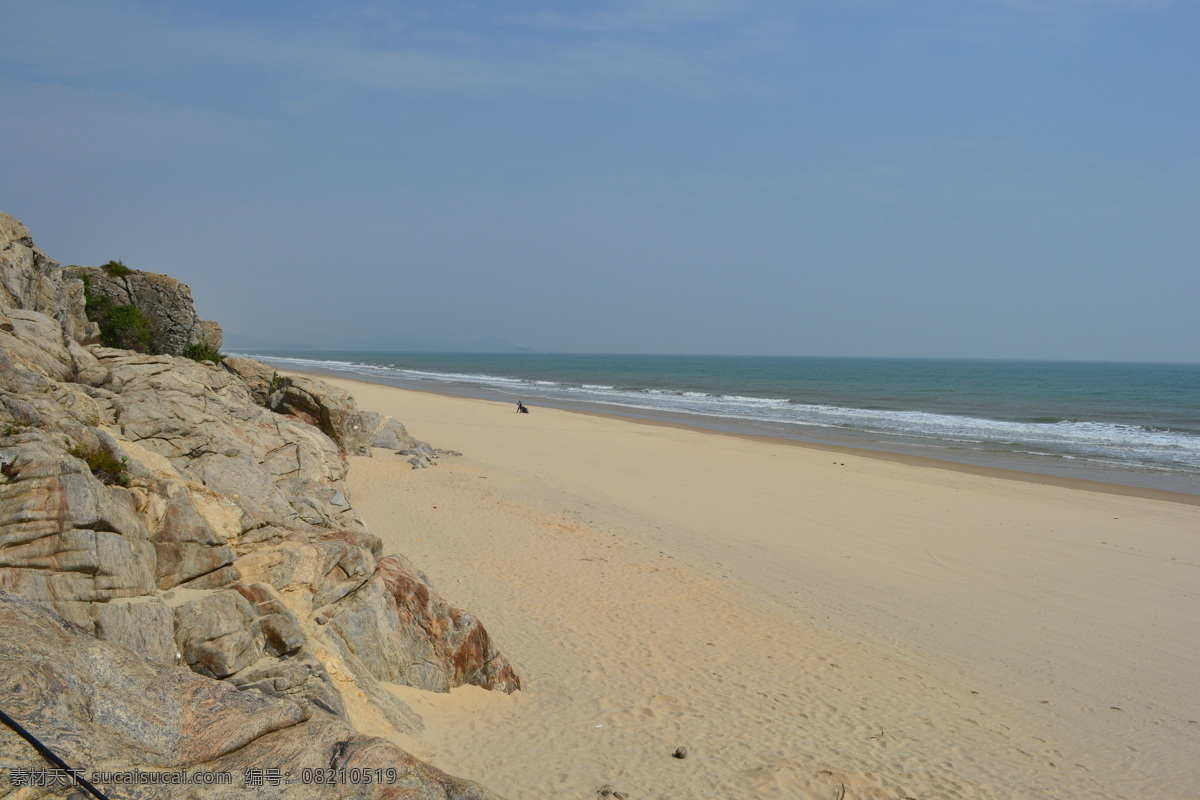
<box><xmin>0</xmin><ymin>705</ymin><xmax>112</xmax><ymax>800</ymax></box>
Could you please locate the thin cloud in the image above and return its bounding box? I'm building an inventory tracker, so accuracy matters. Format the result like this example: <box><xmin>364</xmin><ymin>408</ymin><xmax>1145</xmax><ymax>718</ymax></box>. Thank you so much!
<box><xmin>0</xmin><ymin>0</ymin><xmax>741</xmax><ymax>97</ymax></box>
<box><xmin>526</xmin><ymin>0</ymin><xmax>747</xmax><ymax>32</ymax></box>
<box><xmin>0</xmin><ymin>77</ymin><xmax>267</xmax><ymax>164</ymax></box>
<box><xmin>994</xmin><ymin>0</ymin><xmax>1173</xmax><ymax>8</ymax></box>
<box><xmin>983</xmin><ymin>0</ymin><xmax>1178</xmax><ymax>21</ymax></box>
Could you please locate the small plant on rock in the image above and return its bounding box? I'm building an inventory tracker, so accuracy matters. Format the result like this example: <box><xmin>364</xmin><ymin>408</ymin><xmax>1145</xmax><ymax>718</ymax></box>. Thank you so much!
<box><xmin>266</xmin><ymin>371</ymin><xmax>292</xmax><ymax>410</ymax></box>
<box><xmin>103</xmin><ymin>260</ymin><xmax>134</xmax><ymax>277</ymax></box>
<box><xmin>67</xmin><ymin>444</ymin><xmax>131</xmax><ymax>486</ymax></box>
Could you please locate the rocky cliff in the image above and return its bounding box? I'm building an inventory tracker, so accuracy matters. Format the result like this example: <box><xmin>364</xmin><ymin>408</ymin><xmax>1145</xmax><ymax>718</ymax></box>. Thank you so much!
<box><xmin>0</xmin><ymin>212</ymin><xmax>517</xmax><ymax>799</ymax></box>
<box><xmin>0</xmin><ymin>215</ymin><xmax>96</xmax><ymax>345</ymax></box>
<box><xmin>64</xmin><ymin>263</ymin><xmax>222</xmax><ymax>356</ymax></box>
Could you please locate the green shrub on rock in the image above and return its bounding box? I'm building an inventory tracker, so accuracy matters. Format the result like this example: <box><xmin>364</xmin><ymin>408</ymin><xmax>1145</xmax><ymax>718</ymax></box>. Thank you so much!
<box><xmin>183</xmin><ymin>342</ymin><xmax>225</xmax><ymax>363</ymax></box>
<box><xmin>81</xmin><ymin>274</ymin><xmax>157</xmax><ymax>353</ymax></box>
<box><xmin>94</xmin><ymin>299</ymin><xmax>155</xmax><ymax>352</ymax></box>
<box><xmin>103</xmin><ymin>259</ymin><xmax>134</xmax><ymax>277</ymax></box>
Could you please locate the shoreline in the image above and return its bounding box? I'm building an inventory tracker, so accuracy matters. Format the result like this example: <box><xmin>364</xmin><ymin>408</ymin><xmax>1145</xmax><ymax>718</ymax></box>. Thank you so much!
<box><xmin>248</xmin><ymin>353</ymin><xmax>1200</xmax><ymax>498</ymax></box>
<box><xmin>293</xmin><ymin>368</ymin><xmax>1200</xmax><ymax>507</ymax></box>
<box><xmin>290</xmin><ymin>367</ymin><xmax>1200</xmax><ymax>799</ymax></box>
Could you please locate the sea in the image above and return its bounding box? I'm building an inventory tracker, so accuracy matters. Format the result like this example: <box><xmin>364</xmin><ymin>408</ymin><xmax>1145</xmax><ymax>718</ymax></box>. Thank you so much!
<box><xmin>237</xmin><ymin>351</ymin><xmax>1200</xmax><ymax>496</ymax></box>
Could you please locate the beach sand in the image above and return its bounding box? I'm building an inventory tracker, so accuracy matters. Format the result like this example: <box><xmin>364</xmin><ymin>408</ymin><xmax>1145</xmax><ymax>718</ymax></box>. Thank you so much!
<box><xmin>305</xmin><ymin>373</ymin><xmax>1199</xmax><ymax>799</ymax></box>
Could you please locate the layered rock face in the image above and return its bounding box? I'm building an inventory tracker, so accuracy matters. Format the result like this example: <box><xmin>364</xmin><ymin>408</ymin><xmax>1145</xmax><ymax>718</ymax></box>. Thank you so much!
<box><xmin>0</xmin><ymin>212</ymin><xmax>517</xmax><ymax>798</ymax></box>
<box><xmin>0</xmin><ymin>214</ymin><xmax>96</xmax><ymax>344</ymax></box>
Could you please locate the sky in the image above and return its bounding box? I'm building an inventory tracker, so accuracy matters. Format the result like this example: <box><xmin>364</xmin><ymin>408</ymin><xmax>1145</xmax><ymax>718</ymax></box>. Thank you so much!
<box><xmin>1</xmin><ymin>0</ymin><xmax>1197</xmax><ymax>361</ymax></box>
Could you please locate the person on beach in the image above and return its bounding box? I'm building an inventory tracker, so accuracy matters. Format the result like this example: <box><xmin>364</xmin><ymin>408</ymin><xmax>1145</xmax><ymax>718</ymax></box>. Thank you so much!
<box><xmin>516</xmin><ymin>401</ymin><xmax>529</xmax><ymax>414</ymax></box>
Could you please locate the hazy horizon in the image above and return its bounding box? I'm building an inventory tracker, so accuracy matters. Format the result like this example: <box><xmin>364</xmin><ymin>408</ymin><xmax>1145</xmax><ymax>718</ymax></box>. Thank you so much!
<box><xmin>231</xmin><ymin>339</ymin><xmax>1200</xmax><ymax>366</ymax></box>
<box><xmin>2</xmin><ymin>1</ymin><xmax>1197</xmax><ymax>363</ymax></box>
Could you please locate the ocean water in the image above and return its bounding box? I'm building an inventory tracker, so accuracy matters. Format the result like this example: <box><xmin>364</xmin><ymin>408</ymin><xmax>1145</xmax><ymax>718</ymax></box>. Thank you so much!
<box><xmin>240</xmin><ymin>351</ymin><xmax>1200</xmax><ymax>495</ymax></box>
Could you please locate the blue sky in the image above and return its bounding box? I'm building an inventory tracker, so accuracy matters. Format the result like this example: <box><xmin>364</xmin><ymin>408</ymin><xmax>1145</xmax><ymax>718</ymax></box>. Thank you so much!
<box><xmin>1</xmin><ymin>0</ymin><xmax>1197</xmax><ymax>360</ymax></box>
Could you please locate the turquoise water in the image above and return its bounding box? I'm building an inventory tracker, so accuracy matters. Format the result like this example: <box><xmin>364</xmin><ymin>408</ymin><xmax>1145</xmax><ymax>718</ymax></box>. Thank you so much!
<box><xmin>241</xmin><ymin>351</ymin><xmax>1200</xmax><ymax>495</ymax></box>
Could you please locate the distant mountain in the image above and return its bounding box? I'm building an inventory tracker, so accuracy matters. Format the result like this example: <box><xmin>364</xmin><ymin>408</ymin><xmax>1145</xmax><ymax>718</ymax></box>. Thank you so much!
<box><xmin>223</xmin><ymin>331</ymin><xmax>534</xmax><ymax>353</ymax></box>
<box><xmin>221</xmin><ymin>332</ymin><xmax>321</xmax><ymax>351</ymax></box>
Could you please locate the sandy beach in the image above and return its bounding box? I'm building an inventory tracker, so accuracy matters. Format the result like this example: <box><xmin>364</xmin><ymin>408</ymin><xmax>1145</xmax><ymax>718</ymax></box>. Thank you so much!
<box><xmin>305</xmin><ymin>373</ymin><xmax>1199</xmax><ymax>799</ymax></box>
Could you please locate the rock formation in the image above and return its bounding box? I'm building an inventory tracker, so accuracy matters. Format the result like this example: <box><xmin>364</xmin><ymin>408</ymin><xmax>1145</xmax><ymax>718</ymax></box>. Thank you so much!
<box><xmin>0</xmin><ymin>212</ymin><xmax>518</xmax><ymax>799</ymax></box>
<box><xmin>0</xmin><ymin>214</ymin><xmax>96</xmax><ymax>344</ymax></box>
<box><xmin>0</xmin><ymin>592</ymin><xmax>504</xmax><ymax>799</ymax></box>
<box><xmin>64</xmin><ymin>263</ymin><xmax>223</xmax><ymax>356</ymax></box>
<box><xmin>362</xmin><ymin>410</ymin><xmax>421</xmax><ymax>451</ymax></box>
<box><xmin>222</xmin><ymin>357</ymin><xmax>373</xmax><ymax>457</ymax></box>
